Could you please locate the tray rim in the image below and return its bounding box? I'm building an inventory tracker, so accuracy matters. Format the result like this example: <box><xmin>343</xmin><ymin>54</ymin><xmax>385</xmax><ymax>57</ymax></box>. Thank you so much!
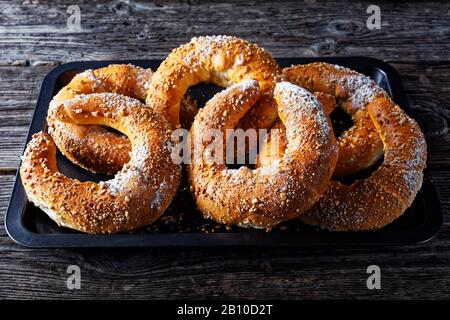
<box><xmin>4</xmin><ymin>56</ymin><xmax>443</xmax><ymax>248</ymax></box>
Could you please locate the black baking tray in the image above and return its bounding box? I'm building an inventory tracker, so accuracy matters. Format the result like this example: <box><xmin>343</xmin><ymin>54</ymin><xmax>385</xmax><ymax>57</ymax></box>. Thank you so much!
<box><xmin>4</xmin><ymin>57</ymin><xmax>443</xmax><ymax>247</ymax></box>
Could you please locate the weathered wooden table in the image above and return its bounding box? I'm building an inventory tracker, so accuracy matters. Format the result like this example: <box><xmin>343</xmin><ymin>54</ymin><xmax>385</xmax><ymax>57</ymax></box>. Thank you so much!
<box><xmin>1</xmin><ymin>0</ymin><xmax>449</xmax><ymax>299</ymax></box>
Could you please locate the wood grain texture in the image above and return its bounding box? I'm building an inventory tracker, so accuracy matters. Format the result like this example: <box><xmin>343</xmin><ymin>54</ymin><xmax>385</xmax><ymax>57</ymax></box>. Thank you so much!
<box><xmin>0</xmin><ymin>0</ymin><xmax>449</xmax><ymax>61</ymax></box>
<box><xmin>0</xmin><ymin>0</ymin><xmax>450</xmax><ymax>299</ymax></box>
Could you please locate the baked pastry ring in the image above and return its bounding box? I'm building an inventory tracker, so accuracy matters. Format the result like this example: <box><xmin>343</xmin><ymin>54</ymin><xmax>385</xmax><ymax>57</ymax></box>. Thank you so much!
<box><xmin>47</xmin><ymin>64</ymin><xmax>198</xmax><ymax>175</ymax></box>
<box><xmin>189</xmin><ymin>80</ymin><xmax>338</xmax><ymax>229</ymax></box>
<box><xmin>21</xmin><ymin>93</ymin><xmax>181</xmax><ymax>234</ymax></box>
<box><xmin>300</xmin><ymin>97</ymin><xmax>427</xmax><ymax>231</ymax></box>
<box><xmin>146</xmin><ymin>35</ymin><xmax>281</xmax><ymax>129</ymax></box>
<box><xmin>259</xmin><ymin>62</ymin><xmax>388</xmax><ymax>177</ymax></box>
<box><xmin>47</xmin><ymin>64</ymin><xmax>152</xmax><ymax>174</ymax></box>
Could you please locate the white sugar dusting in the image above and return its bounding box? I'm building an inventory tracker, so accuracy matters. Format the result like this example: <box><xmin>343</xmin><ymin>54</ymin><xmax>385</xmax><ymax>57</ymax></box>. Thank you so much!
<box><xmin>341</xmin><ymin>74</ymin><xmax>382</xmax><ymax>109</ymax></box>
<box><xmin>130</xmin><ymin>143</ymin><xmax>150</xmax><ymax>169</ymax></box>
<box><xmin>275</xmin><ymin>81</ymin><xmax>331</xmax><ymax>146</ymax></box>
<box><xmin>82</xmin><ymin>69</ymin><xmax>101</xmax><ymax>85</ymax></box>
<box><xmin>239</xmin><ymin>79</ymin><xmax>259</xmax><ymax>91</ymax></box>
<box><xmin>184</xmin><ymin>35</ymin><xmax>239</xmax><ymax>70</ymax></box>
<box><xmin>106</xmin><ymin>166</ymin><xmax>139</xmax><ymax>195</ymax></box>
<box><xmin>151</xmin><ymin>190</ymin><xmax>161</xmax><ymax>210</ymax></box>
<box><xmin>54</xmin><ymin>92</ymin><xmax>142</xmax><ymax>114</ymax></box>
<box><xmin>194</xmin><ymin>35</ymin><xmax>236</xmax><ymax>55</ymax></box>
<box><xmin>106</xmin><ymin>142</ymin><xmax>151</xmax><ymax>196</ymax></box>
<box><xmin>257</xmin><ymin>160</ymin><xmax>281</xmax><ymax>175</ymax></box>
<box><xmin>93</xmin><ymin>92</ymin><xmax>142</xmax><ymax>108</ymax></box>
<box><xmin>314</xmin><ymin>63</ymin><xmax>386</xmax><ymax>110</ymax></box>
<box><xmin>235</xmin><ymin>54</ymin><xmax>245</xmax><ymax>66</ymax></box>
<box><xmin>213</xmin><ymin>79</ymin><xmax>259</xmax><ymax>101</ymax></box>
<box><xmin>151</xmin><ymin>179</ymin><xmax>170</xmax><ymax>210</ymax></box>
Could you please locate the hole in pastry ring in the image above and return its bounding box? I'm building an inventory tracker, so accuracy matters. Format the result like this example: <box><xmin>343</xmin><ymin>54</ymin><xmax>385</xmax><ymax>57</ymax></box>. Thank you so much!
<box><xmin>21</xmin><ymin>93</ymin><xmax>181</xmax><ymax>234</ymax></box>
<box><xmin>300</xmin><ymin>97</ymin><xmax>427</xmax><ymax>231</ymax></box>
<box><xmin>146</xmin><ymin>35</ymin><xmax>281</xmax><ymax>129</ymax></box>
<box><xmin>47</xmin><ymin>64</ymin><xmax>152</xmax><ymax>174</ymax></box>
<box><xmin>259</xmin><ymin>62</ymin><xmax>388</xmax><ymax>177</ymax></box>
<box><xmin>189</xmin><ymin>80</ymin><xmax>338</xmax><ymax>229</ymax></box>
<box><xmin>47</xmin><ymin>64</ymin><xmax>198</xmax><ymax>175</ymax></box>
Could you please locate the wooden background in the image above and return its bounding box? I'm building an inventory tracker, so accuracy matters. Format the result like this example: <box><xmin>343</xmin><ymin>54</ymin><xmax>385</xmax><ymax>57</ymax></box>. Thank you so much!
<box><xmin>1</xmin><ymin>0</ymin><xmax>449</xmax><ymax>299</ymax></box>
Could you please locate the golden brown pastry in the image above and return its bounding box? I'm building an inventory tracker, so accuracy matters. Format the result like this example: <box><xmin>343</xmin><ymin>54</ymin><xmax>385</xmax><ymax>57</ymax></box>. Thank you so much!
<box><xmin>21</xmin><ymin>93</ymin><xmax>181</xmax><ymax>233</ymax></box>
<box><xmin>189</xmin><ymin>80</ymin><xmax>338</xmax><ymax>229</ymax></box>
<box><xmin>47</xmin><ymin>64</ymin><xmax>152</xmax><ymax>174</ymax></box>
<box><xmin>146</xmin><ymin>35</ymin><xmax>281</xmax><ymax>129</ymax></box>
<box><xmin>300</xmin><ymin>97</ymin><xmax>427</xmax><ymax>231</ymax></box>
<box><xmin>47</xmin><ymin>64</ymin><xmax>198</xmax><ymax>175</ymax></box>
<box><xmin>260</xmin><ymin>62</ymin><xmax>388</xmax><ymax>177</ymax></box>
<box><xmin>257</xmin><ymin>91</ymin><xmax>336</xmax><ymax>167</ymax></box>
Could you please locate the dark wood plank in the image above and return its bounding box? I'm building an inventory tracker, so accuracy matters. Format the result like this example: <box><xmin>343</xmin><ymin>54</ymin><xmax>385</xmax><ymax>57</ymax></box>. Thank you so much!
<box><xmin>0</xmin><ymin>126</ymin><xmax>27</xmax><ymax>174</ymax></box>
<box><xmin>391</xmin><ymin>62</ymin><xmax>450</xmax><ymax>136</ymax></box>
<box><xmin>0</xmin><ymin>175</ymin><xmax>15</xmax><ymax>233</ymax></box>
<box><xmin>390</xmin><ymin>61</ymin><xmax>450</xmax><ymax>170</ymax></box>
<box><xmin>0</xmin><ymin>65</ymin><xmax>49</xmax><ymax>173</ymax></box>
<box><xmin>0</xmin><ymin>247</ymin><xmax>449</xmax><ymax>299</ymax></box>
<box><xmin>0</xmin><ymin>1</ymin><xmax>449</xmax><ymax>62</ymax></box>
